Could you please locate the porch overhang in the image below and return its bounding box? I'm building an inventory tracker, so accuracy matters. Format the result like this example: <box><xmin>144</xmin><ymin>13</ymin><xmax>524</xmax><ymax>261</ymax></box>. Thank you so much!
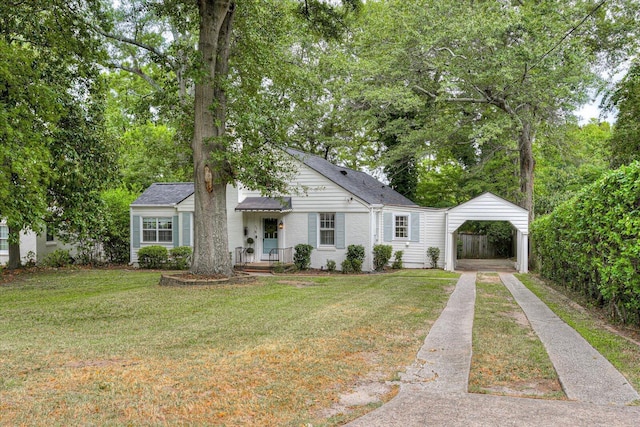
<box><xmin>235</xmin><ymin>197</ymin><xmax>292</xmax><ymax>213</ymax></box>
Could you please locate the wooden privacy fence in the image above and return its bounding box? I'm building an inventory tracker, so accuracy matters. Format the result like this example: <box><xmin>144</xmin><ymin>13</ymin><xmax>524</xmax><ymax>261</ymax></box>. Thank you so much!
<box><xmin>457</xmin><ymin>233</ymin><xmax>504</xmax><ymax>259</ymax></box>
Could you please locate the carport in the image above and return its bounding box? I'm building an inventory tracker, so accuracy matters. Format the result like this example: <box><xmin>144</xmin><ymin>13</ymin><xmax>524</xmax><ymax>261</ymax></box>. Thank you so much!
<box><xmin>444</xmin><ymin>193</ymin><xmax>529</xmax><ymax>273</ymax></box>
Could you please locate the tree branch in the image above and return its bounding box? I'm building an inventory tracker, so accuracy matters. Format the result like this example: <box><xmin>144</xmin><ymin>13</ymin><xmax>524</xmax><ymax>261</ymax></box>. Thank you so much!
<box><xmin>111</xmin><ymin>63</ymin><xmax>164</xmax><ymax>92</ymax></box>
<box><xmin>93</xmin><ymin>26</ymin><xmax>177</xmax><ymax>70</ymax></box>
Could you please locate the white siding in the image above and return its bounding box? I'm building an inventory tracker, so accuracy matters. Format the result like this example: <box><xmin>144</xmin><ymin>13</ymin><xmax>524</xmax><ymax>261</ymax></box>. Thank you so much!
<box><xmin>242</xmin><ymin>163</ymin><xmax>370</xmax><ymax>214</ymax></box>
<box><xmin>225</xmin><ymin>186</ymin><xmax>244</xmax><ymax>261</ymax></box>
<box><xmin>380</xmin><ymin>207</ymin><xmax>428</xmax><ymax>269</ymax></box>
<box><xmin>36</xmin><ymin>234</ymin><xmax>76</xmax><ymax>264</ymax></box>
<box><xmin>130</xmin><ymin>207</ymin><xmax>178</xmax><ymax>264</ymax></box>
<box><xmin>0</xmin><ymin>223</ymin><xmax>37</xmax><ymax>266</ymax></box>
<box><xmin>424</xmin><ymin>209</ymin><xmax>447</xmax><ymax>268</ymax></box>
<box><xmin>281</xmin><ymin>211</ymin><xmax>370</xmax><ymax>270</ymax></box>
<box><xmin>446</xmin><ymin>193</ymin><xmax>528</xmax><ymax>233</ymax></box>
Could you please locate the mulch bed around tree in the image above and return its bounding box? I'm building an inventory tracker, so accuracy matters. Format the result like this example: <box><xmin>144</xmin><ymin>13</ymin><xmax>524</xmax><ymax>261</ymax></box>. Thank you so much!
<box><xmin>159</xmin><ymin>272</ymin><xmax>256</xmax><ymax>286</ymax></box>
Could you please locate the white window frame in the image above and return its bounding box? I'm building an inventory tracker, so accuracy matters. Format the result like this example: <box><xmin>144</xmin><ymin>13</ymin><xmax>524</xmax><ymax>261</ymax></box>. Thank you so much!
<box><xmin>394</xmin><ymin>214</ymin><xmax>410</xmax><ymax>240</ymax></box>
<box><xmin>142</xmin><ymin>217</ymin><xmax>173</xmax><ymax>243</ymax></box>
<box><xmin>0</xmin><ymin>224</ymin><xmax>8</xmax><ymax>253</ymax></box>
<box><xmin>319</xmin><ymin>212</ymin><xmax>336</xmax><ymax>247</ymax></box>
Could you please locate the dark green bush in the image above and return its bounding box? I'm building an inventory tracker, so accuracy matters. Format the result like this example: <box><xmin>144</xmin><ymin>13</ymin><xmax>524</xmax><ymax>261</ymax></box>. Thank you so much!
<box><xmin>294</xmin><ymin>244</ymin><xmax>313</xmax><ymax>270</ymax></box>
<box><xmin>42</xmin><ymin>249</ymin><xmax>73</xmax><ymax>268</ymax></box>
<box><xmin>345</xmin><ymin>244</ymin><xmax>366</xmax><ymax>273</ymax></box>
<box><xmin>373</xmin><ymin>244</ymin><xmax>393</xmax><ymax>271</ymax></box>
<box><xmin>102</xmin><ymin>188</ymin><xmax>139</xmax><ymax>264</ymax></box>
<box><xmin>392</xmin><ymin>250</ymin><xmax>403</xmax><ymax>269</ymax></box>
<box><xmin>137</xmin><ymin>245</ymin><xmax>168</xmax><ymax>269</ymax></box>
<box><xmin>326</xmin><ymin>259</ymin><xmax>336</xmax><ymax>272</ymax></box>
<box><xmin>427</xmin><ymin>246</ymin><xmax>440</xmax><ymax>269</ymax></box>
<box><xmin>341</xmin><ymin>259</ymin><xmax>353</xmax><ymax>274</ymax></box>
<box><xmin>170</xmin><ymin>246</ymin><xmax>192</xmax><ymax>270</ymax></box>
<box><xmin>532</xmin><ymin>162</ymin><xmax>640</xmax><ymax>325</ymax></box>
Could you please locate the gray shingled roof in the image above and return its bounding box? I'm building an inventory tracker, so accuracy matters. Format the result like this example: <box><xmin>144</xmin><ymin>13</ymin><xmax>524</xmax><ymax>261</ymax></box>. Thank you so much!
<box><xmin>131</xmin><ymin>151</ymin><xmax>417</xmax><ymax>208</ymax></box>
<box><xmin>235</xmin><ymin>197</ymin><xmax>292</xmax><ymax>212</ymax></box>
<box><xmin>287</xmin><ymin>148</ymin><xmax>417</xmax><ymax>207</ymax></box>
<box><xmin>131</xmin><ymin>182</ymin><xmax>194</xmax><ymax>206</ymax></box>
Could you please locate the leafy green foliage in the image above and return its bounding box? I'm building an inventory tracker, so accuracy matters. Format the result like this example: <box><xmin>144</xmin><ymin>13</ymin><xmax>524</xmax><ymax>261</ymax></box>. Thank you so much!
<box><xmin>534</xmin><ymin>121</ymin><xmax>610</xmax><ymax>216</ymax></box>
<box><xmin>427</xmin><ymin>247</ymin><xmax>440</xmax><ymax>269</ymax></box>
<box><xmin>325</xmin><ymin>259</ymin><xmax>336</xmax><ymax>272</ymax></box>
<box><xmin>101</xmin><ymin>188</ymin><xmax>139</xmax><ymax>264</ymax></box>
<box><xmin>294</xmin><ymin>244</ymin><xmax>314</xmax><ymax>270</ymax></box>
<box><xmin>391</xmin><ymin>250</ymin><xmax>403</xmax><ymax>269</ymax></box>
<box><xmin>605</xmin><ymin>62</ymin><xmax>640</xmax><ymax>167</ymax></box>
<box><xmin>532</xmin><ymin>162</ymin><xmax>640</xmax><ymax>325</ymax></box>
<box><xmin>343</xmin><ymin>244</ymin><xmax>365</xmax><ymax>273</ymax></box>
<box><xmin>0</xmin><ymin>1</ymin><xmax>110</xmax><ymax>268</ymax></box>
<box><xmin>169</xmin><ymin>246</ymin><xmax>193</xmax><ymax>270</ymax></box>
<box><xmin>373</xmin><ymin>244</ymin><xmax>393</xmax><ymax>271</ymax></box>
<box><xmin>137</xmin><ymin>246</ymin><xmax>169</xmax><ymax>269</ymax></box>
<box><xmin>42</xmin><ymin>250</ymin><xmax>74</xmax><ymax>268</ymax></box>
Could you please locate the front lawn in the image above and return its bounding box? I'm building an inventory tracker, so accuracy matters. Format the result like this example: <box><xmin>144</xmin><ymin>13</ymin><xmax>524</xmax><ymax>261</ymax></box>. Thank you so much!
<box><xmin>0</xmin><ymin>269</ymin><xmax>457</xmax><ymax>426</ymax></box>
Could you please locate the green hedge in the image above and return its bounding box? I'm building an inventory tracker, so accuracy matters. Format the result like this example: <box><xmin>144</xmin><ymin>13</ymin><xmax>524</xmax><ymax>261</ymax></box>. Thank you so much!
<box><xmin>294</xmin><ymin>244</ymin><xmax>313</xmax><ymax>270</ymax></box>
<box><xmin>531</xmin><ymin>162</ymin><xmax>640</xmax><ymax>325</ymax></box>
<box><xmin>138</xmin><ymin>245</ymin><xmax>168</xmax><ymax>269</ymax></box>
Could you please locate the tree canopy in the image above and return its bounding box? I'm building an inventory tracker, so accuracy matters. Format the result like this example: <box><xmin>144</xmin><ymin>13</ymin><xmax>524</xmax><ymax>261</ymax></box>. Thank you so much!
<box><xmin>2</xmin><ymin>0</ymin><xmax>639</xmax><ymax>272</ymax></box>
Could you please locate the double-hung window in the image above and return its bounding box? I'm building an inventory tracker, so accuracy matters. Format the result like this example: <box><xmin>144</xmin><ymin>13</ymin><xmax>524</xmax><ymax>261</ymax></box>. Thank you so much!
<box><xmin>0</xmin><ymin>225</ymin><xmax>8</xmax><ymax>251</ymax></box>
<box><xmin>319</xmin><ymin>213</ymin><xmax>335</xmax><ymax>246</ymax></box>
<box><xmin>394</xmin><ymin>215</ymin><xmax>409</xmax><ymax>239</ymax></box>
<box><xmin>142</xmin><ymin>217</ymin><xmax>173</xmax><ymax>243</ymax></box>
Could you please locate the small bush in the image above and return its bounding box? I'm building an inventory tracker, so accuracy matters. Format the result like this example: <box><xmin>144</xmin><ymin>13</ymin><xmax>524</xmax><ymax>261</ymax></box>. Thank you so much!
<box><xmin>23</xmin><ymin>251</ymin><xmax>36</xmax><ymax>267</ymax></box>
<box><xmin>341</xmin><ymin>259</ymin><xmax>353</xmax><ymax>274</ymax></box>
<box><xmin>427</xmin><ymin>246</ymin><xmax>440</xmax><ymax>269</ymax></box>
<box><xmin>272</xmin><ymin>262</ymin><xmax>286</xmax><ymax>273</ymax></box>
<box><xmin>326</xmin><ymin>259</ymin><xmax>336</xmax><ymax>272</ymax></box>
<box><xmin>138</xmin><ymin>245</ymin><xmax>168</xmax><ymax>269</ymax></box>
<box><xmin>392</xmin><ymin>250</ymin><xmax>403</xmax><ymax>269</ymax></box>
<box><xmin>42</xmin><ymin>249</ymin><xmax>73</xmax><ymax>268</ymax></box>
<box><xmin>294</xmin><ymin>244</ymin><xmax>313</xmax><ymax>270</ymax></box>
<box><xmin>345</xmin><ymin>244</ymin><xmax>365</xmax><ymax>273</ymax></box>
<box><xmin>373</xmin><ymin>244</ymin><xmax>393</xmax><ymax>271</ymax></box>
<box><xmin>170</xmin><ymin>246</ymin><xmax>192</xmax><ymax>270</ymax></box>
<box><xmin>347</xmin><ymin>245</ymin><xmax>365</xmax><ymax>262</ymax></box>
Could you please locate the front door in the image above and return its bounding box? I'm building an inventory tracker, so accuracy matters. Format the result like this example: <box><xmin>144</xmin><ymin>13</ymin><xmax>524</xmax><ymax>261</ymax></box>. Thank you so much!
<box><xmin>262</xmin><ymin>218</ymin><xmax>278</xmax><ymax>257</ymax></box>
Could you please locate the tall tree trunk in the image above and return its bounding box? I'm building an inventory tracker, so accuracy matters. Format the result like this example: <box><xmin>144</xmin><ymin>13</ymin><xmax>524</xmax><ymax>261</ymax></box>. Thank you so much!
<box><xmin>191</xmin><ymin>0</ymin><xmax>235</xmax><ymax>276</ymax></box>
<box><xmin>7</xmin><ymin>226</ymin><xmax>21</xmax><ymax>270</ymax></box>
<box><xmin>518</xmin><ymin>117</ymin><xmax>536</xmax><ymax>225</ymax></box>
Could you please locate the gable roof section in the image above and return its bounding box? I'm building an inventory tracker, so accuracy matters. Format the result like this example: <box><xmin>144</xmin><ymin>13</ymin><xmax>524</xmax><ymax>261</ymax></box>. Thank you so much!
<box><xmin>446</xmin><ymin>192</ymin><xmax>528</xmax><ymax>233</ymax></box>
<box><xmin>131</xmin><ymin>183</ymin><xmax>194</xmax><ymax>206</ymax></box>
<box><xmin>287</xmin><ymin>148</ymin><xmax>417</xmax><ymax>207</ymax></box>
<box><xmin>235</xmin><ymin>197</ymin><xmax>292</xmax><ymax>212</ymax></box>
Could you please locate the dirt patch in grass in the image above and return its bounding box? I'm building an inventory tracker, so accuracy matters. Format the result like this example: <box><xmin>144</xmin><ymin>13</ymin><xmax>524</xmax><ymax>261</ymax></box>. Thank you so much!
<box><xmin>481</xmin><ymin>379</ymin><xmax>563</xmax><ymax>398</ymax></box>
<box><xmin>317</xmin><ymin>368</ymin><xmax>400</xmax><ymax>421</ymax></box>
<box><xmin>63</xmin><ymin>359</ymin><xmax>140</xmax><ymax>369</ymax></box>
<box><xmin>477</xmin><ymin>272</ymin><xmax>502</xmax><ymax>284</ymax></box>
<box><xmin>501</xmin><ymin>310</ymin><xmax>531</xmax><ymax>329</ymax></box>
<box><xmin>277</xmin><ymin>280</ymin><xmax>322</xmax><ymax>288</ymax></box>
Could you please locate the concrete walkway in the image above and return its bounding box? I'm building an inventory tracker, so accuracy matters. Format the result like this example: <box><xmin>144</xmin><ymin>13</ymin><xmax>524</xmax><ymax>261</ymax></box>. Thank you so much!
<box><xmin>400</xmin><ymin>272</ymin><xmax>475</xmax><ymax>394</ymax></box>
<box><xmin>500</xmin><ymin>273</ymin><xmax>639</xmax><ymax>405</ymax></box>
<box><xmin>346</xmin><ymin>273</ymin><xmax>640</xmax><ymax>426</ymax></box>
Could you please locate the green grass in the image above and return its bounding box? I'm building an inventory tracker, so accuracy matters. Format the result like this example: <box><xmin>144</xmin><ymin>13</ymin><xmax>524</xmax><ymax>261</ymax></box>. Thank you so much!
<box><xmin>469</xmin><ymin>273</ymin><xmax>564</xmax><ymax>399</ymax></box>
<box><xmin>516</xmin><ymin>274</ymin><xmax>640</xmax><ymax>395</ymax></box>
<box><xmin>0</xmin><ymin>269</ymin><xmax>457</xmax><ymax>426</ymax></box>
